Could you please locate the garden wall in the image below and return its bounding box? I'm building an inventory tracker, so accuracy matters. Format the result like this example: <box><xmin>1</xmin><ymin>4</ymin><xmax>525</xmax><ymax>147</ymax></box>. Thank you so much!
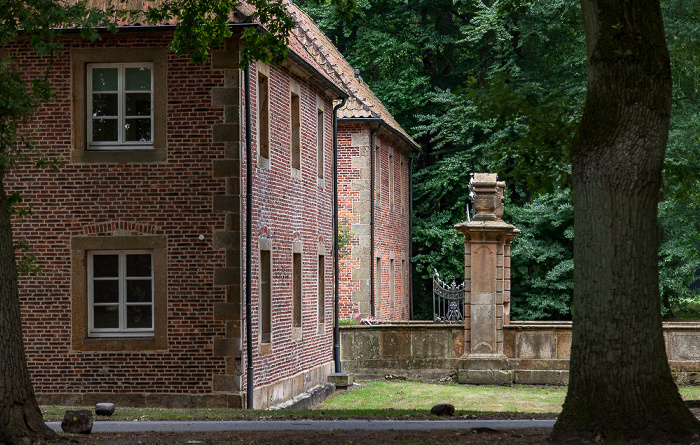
<box><xmin>340</xmin><ymin>321</ymin><xmax>700</xmax><ymax>385</ymax></box>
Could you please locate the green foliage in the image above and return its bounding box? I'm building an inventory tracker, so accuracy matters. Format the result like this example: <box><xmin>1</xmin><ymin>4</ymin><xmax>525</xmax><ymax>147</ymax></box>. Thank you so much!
<box><xmin>337</xmin><ymin>219</ymin><xmax>353</xmax><ymax>260</ymax></box>
<box><xmin>304</xmin><ymin>0</ymin><xmax>700</xmax><ymax>321</ymax></box>
<box><xmin>507</xmin><ymin>190</ymin><xmax>574</xmax><ymax>320</ymax></box>
<box><xmin>139</xmin><ymin>0</ymin><xmax>295</xmax><ymax>66</ymax></box>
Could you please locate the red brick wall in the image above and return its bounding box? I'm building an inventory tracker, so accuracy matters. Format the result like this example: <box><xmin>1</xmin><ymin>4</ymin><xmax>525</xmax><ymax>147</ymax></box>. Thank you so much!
<box><xmin>7</xmin><ymin>31</ymin><xmax>334</xmax><ymax>400</ymax></box>
<box><xmin>246</xmin><ymin>63</ymin><xmax>334</xmax><ymax>391</ymax></box>
<box><xmin>374</xmin><ymin>134</ymin><xmax>411</xmax><ymax>321</ymax></box>
<box><xmin>336</xmin><ymin>123</ymin><xmax>411</xmax><ymax>321</ymax></box>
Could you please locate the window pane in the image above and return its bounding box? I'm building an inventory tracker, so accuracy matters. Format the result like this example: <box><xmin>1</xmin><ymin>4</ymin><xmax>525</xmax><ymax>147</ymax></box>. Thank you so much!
<box><xmin>126</xmin><ymin>305</ymin><xmax>152</xmax><ymax>329</ymax></box>
<box><xmin>92</xmin><ymin>118</ymin><xmax>119</xmax><ymax>142</ymax></box>
<box><xmin>93</xmin><ymin>305</ymin><xmax>119</xmax><ymax>328</ymax></box>
<box><xmin>125</xmin><ymin>67</ymin><xmax>151</xmax><ymax>90</ymax></box>
<box><xmin>127</xmin><ymin>279</ymin><xmax>152</xmax><ymax>303</ymax></box>
<box><xmin>93</xmin><ymin>255</ymin><xmax>118</xmax><ymax>277</ymax></box>
<box><xmin>93</xmin><ymin>280</ymin><xmax>119</xmax><ymax>303</ymax></box>
<box><xmin>124</xmin><ymin>119</ymin><xmax>151</xmax><ymax>142</ymax></box>
<box><xmin>92</xmin><ymin>68</ymin><xmax>118</xmax><ymax>91</ymax></box>
<box><xmin>126</xmin><ymin>254</ymin><xmax>152</xmax><ymax>277</ymax></box>
<box><xmin>92</xmin><ymin>94</ymin><xmax>118</xmax><ymax>117</ymax></box>
<box><xmin>125</xmin><ymin>93</ymin><xmax>151</xmax><ymax>116</ymax></box>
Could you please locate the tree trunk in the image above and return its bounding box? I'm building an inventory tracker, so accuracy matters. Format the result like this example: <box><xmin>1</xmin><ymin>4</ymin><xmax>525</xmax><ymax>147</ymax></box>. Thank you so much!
<box><xmin>0</xmin><ymin>173</ymin><xmax>55</xmax><ymax>444</ymax></box>
<box><xmin>551</xmin><ymin>0</ymin><xmax>700</xmax><ymax>442</ymax></box>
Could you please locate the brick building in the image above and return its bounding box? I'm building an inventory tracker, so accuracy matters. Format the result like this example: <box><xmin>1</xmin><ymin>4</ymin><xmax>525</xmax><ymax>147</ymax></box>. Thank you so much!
<box><xmin>294</xmin><ymin>10</ymin><xmax>421</xmax><ymax>322</ymax></box>
<box><xmin>5</xmin><ymin>2</ymin><xmax>417</xmax><ymax>409</ymax></box>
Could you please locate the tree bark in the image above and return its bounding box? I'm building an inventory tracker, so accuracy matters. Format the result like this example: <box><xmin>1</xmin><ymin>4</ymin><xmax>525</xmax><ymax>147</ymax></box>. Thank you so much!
<box><xmin>551</xmin><ymin>0</ymin><xmax>700</xmax><ymax>442</ymax></box>
<box><xmin>0</xmin><ymin>173</ymin><xmax>55</xmax><ymax>444</ymax></box>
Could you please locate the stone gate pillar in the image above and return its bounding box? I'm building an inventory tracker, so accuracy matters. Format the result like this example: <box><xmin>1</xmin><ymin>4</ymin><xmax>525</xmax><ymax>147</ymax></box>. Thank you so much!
<box><xmin>454</xmin><ymin>173</ymin><xmax>519</xmax><ymax>384</ymax></box>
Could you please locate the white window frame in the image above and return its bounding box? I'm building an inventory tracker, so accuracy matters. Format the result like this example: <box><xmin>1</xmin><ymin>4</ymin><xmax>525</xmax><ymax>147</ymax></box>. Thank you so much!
<box><xmin>87</xmin><ymin>250</ymin><xmax>155</xmax><ymax>337</ymax></box>
<box><xmin>87</xmin><ymin>63</ymin><xmax>154</xmax><ymax>150</ymax></box>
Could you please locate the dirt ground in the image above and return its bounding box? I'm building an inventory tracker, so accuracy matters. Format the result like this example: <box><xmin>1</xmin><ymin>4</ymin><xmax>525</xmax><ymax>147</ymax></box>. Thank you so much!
<box><xmin>54</xmin><ymin>428</ymin><xmax>553</xmax><ymax>444</ymax></box>
<box><xmin>49</xmin><ymin>427</ymin><xmax>700</xmax><ymax>445</ymax></box>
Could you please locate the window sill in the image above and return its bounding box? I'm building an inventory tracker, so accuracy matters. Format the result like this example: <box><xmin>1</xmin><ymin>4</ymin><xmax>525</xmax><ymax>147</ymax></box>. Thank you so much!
<box><xmin>258</xmin><ymin>156</ymin><xmax>270</xmax><ymax>170</ymax></box>
<box><xmin>75</xmin><ymin>335</ymin><xmax>167</xmax><ymax>352</ymax></box>
<box><xmin>259</xmin><ymin>342</ymin><xmax>273</xmax><ymax>356</ymax></box>
<box><xmin>74</xmin><ymin>148</ymin><xmax>167</xmax><ymax>164</ymax></box>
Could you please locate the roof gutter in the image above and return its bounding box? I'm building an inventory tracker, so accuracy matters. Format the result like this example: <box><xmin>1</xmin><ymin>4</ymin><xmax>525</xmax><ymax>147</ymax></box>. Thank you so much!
<box><xmin>332</xmin><ymin>97</ymin><xmax>347</xmax><ymax>373</ymax></box>
<box><xmin>243</xmin><ymin>62</ymin><xmax>254</xmax><ymax>410</ymax></box>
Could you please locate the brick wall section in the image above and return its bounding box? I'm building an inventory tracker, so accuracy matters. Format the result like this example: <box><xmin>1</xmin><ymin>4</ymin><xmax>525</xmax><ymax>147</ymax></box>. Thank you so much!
<box><xmin>8</xmin><ymin>32</ymin><xmax>228</xmax><ymax>397</ymax></box>
<box><xmin>336</xmin><ymin>122</ymin><xmax>411</xmax><ymax>321</ymax></box>
<box><xmin>7</xmin><ymin>30</ymin><xmax>335</xmax><ymax>408</ymax></box>
<box><xmin>245</xmin><ymin>62</ymin><xmax>335</xmax><ymax>407</ymax></box>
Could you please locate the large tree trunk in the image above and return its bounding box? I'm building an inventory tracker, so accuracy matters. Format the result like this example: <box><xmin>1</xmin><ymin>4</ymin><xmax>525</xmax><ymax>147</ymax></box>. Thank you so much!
<box><xmin>0</xmin><ymin>174</ymin><xmax>55</xmax><ymax>444</ymax></box>
<box><xmin>551</xmin><ymin>0</ymin><xmax>700</xmax><ymax>442</ymax></box>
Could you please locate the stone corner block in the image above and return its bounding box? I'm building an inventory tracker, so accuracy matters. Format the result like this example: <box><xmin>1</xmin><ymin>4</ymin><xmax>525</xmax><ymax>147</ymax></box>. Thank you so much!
<box><xmin>328</xmin><ymin>373</ymin><xmax>354</xmax><ymax>388</ymax></box>
<box><xmin>211</xmin><ymin>87</ymin><xmax>240</xmax><ymax>106</ymax></box>
<box><xmin>212</xmin><ymin>123</ymin><xmax>240</xmax><ymax>143</ymax></box>
<box><xmin>213</xmin><ymin>195</ymin><xmax>240</xmax><ymax>213</ymax></box>
<box><xmin>212</xmin><ymin>374</ymin><xmax>242</xmax><ymax>392</ymax></box>
<box><xmin>212</xmin><ymin>160</ymin><xmax>240</xmax><ymax>178</ymax></box>
<box><xmin>213</xmin><ymin>338</ymin><xmax>242</xmax><ymax>358</ymax></box>
<box><xmin>214</xmin><ymin>267</ymin><xmax>241</xmax><ymax>286</ymax></box>
<box><xmin>214</xmin><ymin>302</ymin><xmax>240</xmax><ymax>321</ymax></box>
<box><xmin>211</xmin><ymin>52</ymin><xmax>240</xmax><ymax>69</ymax></box>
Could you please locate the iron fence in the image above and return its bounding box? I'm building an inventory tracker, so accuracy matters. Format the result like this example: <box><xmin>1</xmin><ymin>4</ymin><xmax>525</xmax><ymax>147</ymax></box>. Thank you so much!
<box><xmin>433</xmin><ymin>268</ymin><xmax>465</xmax><ymax>324</ymax></box>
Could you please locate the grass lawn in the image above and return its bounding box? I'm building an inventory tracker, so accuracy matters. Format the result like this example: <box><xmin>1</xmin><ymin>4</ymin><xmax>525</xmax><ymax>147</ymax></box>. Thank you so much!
<box><xmin>40</xmin><ymin>380</ymin><xmax>700</xmax><ymax>422</ymax></box>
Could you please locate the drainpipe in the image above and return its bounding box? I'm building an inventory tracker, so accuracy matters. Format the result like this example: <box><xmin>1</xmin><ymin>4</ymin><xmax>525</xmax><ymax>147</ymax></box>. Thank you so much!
<box><xmin>244</xmin><ymin>63</ymin><xmax>254</xmax><ymax>409</ymax></box>
<box><xmin>408</xmin><ymin>147</ymin><xmax>421</xmax><ymax>319</ymax></box>
<box><xmin>332</xmin><ymin>97</ymin><xmax>346</xmax><ymax>374</ymax></box>
<box><xmin>369</xmin><ymin>123</ymin><xmax>383</xmax><ymax>317</ymax></box>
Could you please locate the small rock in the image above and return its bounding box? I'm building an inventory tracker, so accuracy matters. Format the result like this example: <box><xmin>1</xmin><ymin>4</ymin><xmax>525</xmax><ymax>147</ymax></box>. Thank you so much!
<box><xmin>61</xmin><ymin>409</ymin><xmax>93</xmax><ymax>434</ymax></box>
<box><xmin>95</xmin><ymin>402</ymin><xmax>115</xmax><ymax>416</ymax></box>
<box><xmin>430</xmin><ymin>403</ymin><xmax>455</xmax><ymax>416</ymax></box>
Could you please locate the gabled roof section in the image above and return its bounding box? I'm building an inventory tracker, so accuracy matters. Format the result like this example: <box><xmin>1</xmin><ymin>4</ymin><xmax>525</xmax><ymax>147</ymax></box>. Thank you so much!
<box><xmin>286</xmin><ymin>4</ymin><xmax>419</xmax><ymax>151</ymax></box>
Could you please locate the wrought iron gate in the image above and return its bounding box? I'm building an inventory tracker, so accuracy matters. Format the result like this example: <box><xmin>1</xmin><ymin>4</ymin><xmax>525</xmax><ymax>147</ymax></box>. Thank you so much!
<box><xmin>432</xmin><ymin>269</ymin><xmax>465</xmax><ymax>323</ymax></box>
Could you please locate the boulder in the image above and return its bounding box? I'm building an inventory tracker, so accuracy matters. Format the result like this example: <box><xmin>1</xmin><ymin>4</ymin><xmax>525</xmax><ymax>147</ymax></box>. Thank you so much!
<box><xmin>95</xmin><ymin>402</ymin><xmax>115</xmax><ymax>416</ymax></box>
<box><xmin>61</xmin><ymin>409</ymin><xmax>93</xmax><ymax>434</ymax></box>
<box><xmin>430</xmin><ymin>403</ymin><xmax>455</xmax><ymax>416</ymax></box>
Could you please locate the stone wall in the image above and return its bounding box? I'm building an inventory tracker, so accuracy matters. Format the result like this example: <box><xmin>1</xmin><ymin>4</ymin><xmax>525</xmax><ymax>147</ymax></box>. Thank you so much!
<box><xmin>340</xmin><ymin>322</ymin><xmax>700</xmax><ymax>384</ymax></box>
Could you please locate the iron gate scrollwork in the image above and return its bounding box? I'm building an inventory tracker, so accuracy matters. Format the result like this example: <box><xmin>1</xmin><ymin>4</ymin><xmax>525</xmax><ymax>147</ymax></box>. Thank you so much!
<box><xmin>433</xmin><ymin>268</ymin><xmax>465</xmax><ymax>323</ymax></box>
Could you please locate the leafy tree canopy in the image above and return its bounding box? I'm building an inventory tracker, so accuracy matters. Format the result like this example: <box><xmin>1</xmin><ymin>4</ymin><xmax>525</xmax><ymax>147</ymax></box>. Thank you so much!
<box><xmin>301</xmin><ymin>0</ymin><xmax>700</xmax><ymax>320</ymax></box>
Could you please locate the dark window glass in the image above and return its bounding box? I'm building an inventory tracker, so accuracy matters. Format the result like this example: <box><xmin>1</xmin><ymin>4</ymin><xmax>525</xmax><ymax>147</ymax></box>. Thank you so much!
<box><xmin>126</xmin><ymin>306</ymin><xmax>152</xmax><ymax>329</ymax></box>
<box><xmin>93</xmin><ymin>305</ymin><xmax>119</xmax><ymax>328</ymax></box>
<box><xmin>93</xmin><ymin>255</ymin><xmax>118</xmax><ymax>277</ymax></box>
<box><xmin>127</xmin><ymin>254</ymin><xmax>152</xmax><ymax>277</ymax></box>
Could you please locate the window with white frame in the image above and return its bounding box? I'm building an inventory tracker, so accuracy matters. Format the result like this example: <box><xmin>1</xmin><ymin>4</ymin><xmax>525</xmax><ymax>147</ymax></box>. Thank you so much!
<box><xmin>88</xmin><ymin>251</ymin><xmax>154</xmax><ymax>337</ymax></box>
<box><xmin>87</xmin><ymin>63</ymin><xmax>153</xmax><ymax>149</ymax></box>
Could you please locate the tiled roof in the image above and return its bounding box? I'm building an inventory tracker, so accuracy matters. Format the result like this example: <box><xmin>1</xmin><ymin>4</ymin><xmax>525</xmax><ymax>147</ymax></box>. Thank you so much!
<box><xmin>287</xmin><ymin>4</ymin><xmax>418</xmax><ymax>149</ymax></box>
<box><xmin>70</xmin><ymin>0</ymin><xmax>418</xmax><ymax>150</ymax></box>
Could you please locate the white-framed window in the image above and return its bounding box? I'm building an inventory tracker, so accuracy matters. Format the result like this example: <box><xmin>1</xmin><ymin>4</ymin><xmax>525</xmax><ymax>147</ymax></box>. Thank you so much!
<box><xmin>88</xmin><ymin>251</ymin><xmax>154</xmax><ymax>337</ymax></box>
<box><xmin>87</xmin><ymin>63</ymin><xmax>154</xmax><ymax>150</ymax></box>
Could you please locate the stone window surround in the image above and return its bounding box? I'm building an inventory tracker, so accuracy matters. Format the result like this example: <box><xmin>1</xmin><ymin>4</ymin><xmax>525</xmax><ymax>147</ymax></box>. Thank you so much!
<box><xmin>256</xmin><ymin>61</ymin><xmax>271</xmax><ymax>170</ymax></box>
<box><xmin>292</xmin><ymin>241</ymin><xmax>303</xmax><ymax>340</ymax></box>
<box><xmin>317</xmin><ymin>244</ymin><xmax>326</xmax><ymax>330</ymax></box>
<box><xmin>71</xmin><ymin>47</ymin><xmax>167</xmax><ymax>164</ymax></box>
<box><xmin>290</xmin><ymin>79</ymin><xmax>302</xmax><ymax>181</ymax></box>
<box><xmin>316</xmin><ymin>96</ymin><xmax>325</xmax><ymax>187</ymax></box>
<box><xmin>87</xmin><ymin>249</ymin><xmax>155</xmax><ymax>336</ymax></box>
<box><xmin>258</xmin><ymin>237</ymin><xmax>273</xmax><ymax>356</ymax></box>
<box><xmin>71</xmin><ymin>235</ymin><xmax>168</xmax><ymax>351</ymax></box>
